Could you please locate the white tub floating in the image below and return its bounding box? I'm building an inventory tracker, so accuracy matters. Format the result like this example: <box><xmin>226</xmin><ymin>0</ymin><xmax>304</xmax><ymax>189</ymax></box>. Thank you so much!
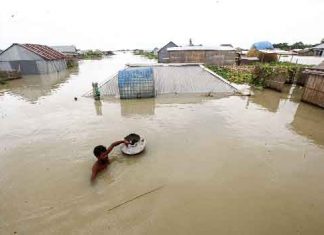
<box><xmin>121</xmin><ymin>136</ymin><xmax>146</xmax><ymax>155</ymax></box>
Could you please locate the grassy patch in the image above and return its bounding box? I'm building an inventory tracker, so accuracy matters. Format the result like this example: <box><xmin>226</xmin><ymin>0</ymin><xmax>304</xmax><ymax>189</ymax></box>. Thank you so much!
<box><xmin>207</xmin><ymin>62</ymin><xmax>309</xmax><ymax>87</ymax></box>
<box><xmin>80</xmin><ymin>50</ymin><xmax>103</xmax><ymax>59</ymax></box>
<box><xmin>133</xmin><ymin>50</ymin><xmax>157</xmax><ymax>60</ymax></box>
<box><xmin>66</xmin><ymin>59</ymin><xmax>79</xmax><ymax>68</ymax></box>
<box><xmin>207</xmin><ymin>65</ymin><xmax>254</xmax><ymax>84</ymax></box>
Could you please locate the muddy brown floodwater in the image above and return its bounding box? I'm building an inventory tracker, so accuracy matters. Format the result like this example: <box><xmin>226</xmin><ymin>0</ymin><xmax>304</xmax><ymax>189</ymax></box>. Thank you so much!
<box><xmin>1</xmin><ymin>53</ymin><xmax>324</xmax><ymax>235</ymax></box>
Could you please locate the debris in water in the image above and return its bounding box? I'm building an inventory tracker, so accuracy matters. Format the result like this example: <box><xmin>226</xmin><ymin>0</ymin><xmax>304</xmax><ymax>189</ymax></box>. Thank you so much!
<box><xmin>107</xmin><ymin>186</ymin><xmax>164</xmax><ymax>212</ymax></box>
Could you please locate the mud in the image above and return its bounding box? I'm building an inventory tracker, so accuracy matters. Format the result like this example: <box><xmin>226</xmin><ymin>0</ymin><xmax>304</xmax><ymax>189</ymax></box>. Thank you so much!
<box><xmin>1</xmin><ymin>53</ymin><xmax>324</xmax><ymax>234</ymax></box>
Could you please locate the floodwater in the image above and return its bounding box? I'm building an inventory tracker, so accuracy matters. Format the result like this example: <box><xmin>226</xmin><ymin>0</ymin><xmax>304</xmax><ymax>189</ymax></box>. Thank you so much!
<box><xmin>1</xmin><ymin>53</ymin><xmax>324</xmax><ymax>235</ymax></box>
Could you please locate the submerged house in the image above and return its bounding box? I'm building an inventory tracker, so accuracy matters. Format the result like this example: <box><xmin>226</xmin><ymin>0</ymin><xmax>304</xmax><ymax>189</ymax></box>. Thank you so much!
<box><xmin>292</xmin><ymin>48</ymin><xmax>313</xmax><ymax>56</ymax></box>
<box><xmin>51</xmin><ymin>45</ymin><xmax>78</xmax><ymax>57</ymax></box>
<box><xmin>166</xmin><ymin>46</ymin><xmax>236</xmax><ymax>65</ymax></box>
<box><xmin>313</xmin><ymin>43</ymin><xmax>324</xmax><ymax>57</ymax></box>
<box><xmin>86</xmin><ymin>64</ymin><xmax>238</xmax><ymax>99</ymax></box>
<box><xmin>0</xmin><ymin>43</ymin><xmax>66</xmax><ymax>75</ymax></box>
<box><xmin>158</xmin><ymin>41</ymin><xmax>178</xmax><ymax>63</ymax></box>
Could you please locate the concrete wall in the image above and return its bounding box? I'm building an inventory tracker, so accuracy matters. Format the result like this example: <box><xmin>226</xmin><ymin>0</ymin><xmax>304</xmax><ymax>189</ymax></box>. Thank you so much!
<box><xmin>168</xmin><ymin>50</ymin><xmax>236</xmax><ymax>65</ymax></box>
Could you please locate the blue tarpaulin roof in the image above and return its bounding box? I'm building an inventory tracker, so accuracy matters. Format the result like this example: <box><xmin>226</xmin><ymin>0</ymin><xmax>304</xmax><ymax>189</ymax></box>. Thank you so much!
<box><xmin>251</xmin><ymin>41</ymin><xmax>274</xmax><ymax>50</ymax></box>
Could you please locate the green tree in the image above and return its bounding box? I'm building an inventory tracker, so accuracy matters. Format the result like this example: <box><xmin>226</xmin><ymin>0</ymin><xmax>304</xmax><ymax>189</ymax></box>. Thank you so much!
<box><xmin>273</xmin><ymin>42</ymin><xmax>290</xmax><ymax>50</ymax></box>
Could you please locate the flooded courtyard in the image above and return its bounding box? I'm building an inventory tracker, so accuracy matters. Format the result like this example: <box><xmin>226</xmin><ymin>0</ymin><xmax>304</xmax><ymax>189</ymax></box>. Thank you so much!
<box><xmin>1</xmin><ymin>53</ymin><xmax>324</xmax><ymax>234</ymax></box>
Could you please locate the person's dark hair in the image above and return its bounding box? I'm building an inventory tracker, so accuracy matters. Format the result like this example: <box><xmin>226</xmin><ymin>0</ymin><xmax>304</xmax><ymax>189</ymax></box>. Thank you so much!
<box><xmin>93</xmin><ymin>145</ymin><xmax>107</xmax><ymax>158</ymax></box>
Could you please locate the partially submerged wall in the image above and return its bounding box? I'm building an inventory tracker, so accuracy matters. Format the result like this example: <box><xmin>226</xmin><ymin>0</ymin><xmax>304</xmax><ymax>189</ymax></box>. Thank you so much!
<box><xmin>264</xmin><ymin>73</ymin><xmax>287</xmax><ymax>92</ymax></box>
<box><xmin>302</xmin><ymin>72</ymin><xmax>324</xmax><ymax>108</ymax></box>
<box><xmin>0</xmin><ymin>44</ymin><xmax>67</xmax><ymax>75</ymax></box>
<box><xmin>0</xmin><ymin>60</ymin><xmax>67</xmax><ymax>75</ymax></box>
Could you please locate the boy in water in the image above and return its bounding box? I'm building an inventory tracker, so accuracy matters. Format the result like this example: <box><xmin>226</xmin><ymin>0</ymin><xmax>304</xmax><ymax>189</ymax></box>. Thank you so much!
<box><xmin>91</xmin><ymin>140</ymin><xmax>129</xmax><ymax>182</ymax></box>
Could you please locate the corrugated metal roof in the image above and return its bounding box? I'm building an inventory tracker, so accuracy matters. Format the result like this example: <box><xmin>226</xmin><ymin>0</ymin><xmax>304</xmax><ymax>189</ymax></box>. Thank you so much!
<box><xmin>158</xmin><ymin>41</ymin><xmax>178</xmax><ymax>53</ymax></box>
<box><xmin>313</xmin><ymin>43</ymin><xmax>324</xmax><ymax>49</ymax></box>
<box><xmin>51</xmin><ymin>45</ymin><xmax>77</xmax><ymax>53</ymax></box>
<box><xmin>167</xmin><ymin>46</ymin><xmax>235</xmax><ymax>51</ymax></box>
<box><xmin>87</xmin><ymin>64</ymin><xmax>238</xmax><ymax>97</ymax></box>
<box><xmin>259</xmin><ymin>49</ymin><xmax>294</xmax><ymax>55</ymax></box>
<box><xmin>19</xmin><ymin>44</ymin><xmax>66</xmax><ymax>60</ymax></box>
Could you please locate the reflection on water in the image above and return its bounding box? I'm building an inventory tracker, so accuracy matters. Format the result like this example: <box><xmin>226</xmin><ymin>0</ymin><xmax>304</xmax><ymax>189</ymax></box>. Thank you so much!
<box><xmin>248</xmin><ymin>89</ymin><xmax>282</xmax><ymax>112</ymax></box>
<box><xmin>244</xmin><ymin>84</ymin><xmax>324</xmax><ymax>147</ymax></box>
<box><xmin>120</xmin><ymin>98</ymin><xmax>155</xmax><ymax>117</ymax></box>
<box><xmin>247</xmin><ymin>85</ymin><xmax>303</xmax><ymax>112</ymax></box>
<box><xmin>3</xmin><ymin>69</ymin><xmax>73</xmax><ymax>103</ymax></box>
<box><xmin>94</xmin><ymin>100</ymin><xmax>103</xmax><ymax>115</ymax></box>
<box><xmin>291</xmin><ymin>102</ymin><xmax>324</xmax><ymax>146</ymax></box>
<box><xmin>110</xmin><ymin>95</ymin><xmax>219</xmax><ymax>118</ymax></box>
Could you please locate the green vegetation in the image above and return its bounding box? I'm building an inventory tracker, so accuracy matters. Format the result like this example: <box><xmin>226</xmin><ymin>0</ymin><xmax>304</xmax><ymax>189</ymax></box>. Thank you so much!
<box><xmin>207</xmin><ymin>65</ymin><xmax>254</xmax><ymax>84</ymax></box>
<box><xmin>0</xmin><ymin>73</ymin><xmax>7</xmax><ymax>84</ymax></box>
<box><xmin>253</xmin><ymin>62</ymin><xmax>310</xmax><ymax>86</ymax></box>
<box><xmin>66</xmin><ymin>58</ymin><xmax>79</xmax><ymax>68</ymax></box>
<box><xmin>133</xmin><ymin>50</ymin><xmax>157</xmax><ymax>60</ymax></box>
<box><xmin>207</xmin><ymin>62</ymin><xmax>309</xmax><ymax>87</ymax></box>
<box><xmin>80</xmin><ymin>50</ymin><xmax>103</xmax><ymax>59</ymax></box>
<box><xmin>273</xmin><ymin>41</ymin><xmax>318</xmax><ymax>50</ymax></box>
<box><xmin>0</xmin><ymin>71</ymin><xmax>5</xmax><ymax>79</ymax></box>
<box><xmin>0</xmin><ymin>71</ymin><xmax>9</xmax><ymax>84</ymax></box>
